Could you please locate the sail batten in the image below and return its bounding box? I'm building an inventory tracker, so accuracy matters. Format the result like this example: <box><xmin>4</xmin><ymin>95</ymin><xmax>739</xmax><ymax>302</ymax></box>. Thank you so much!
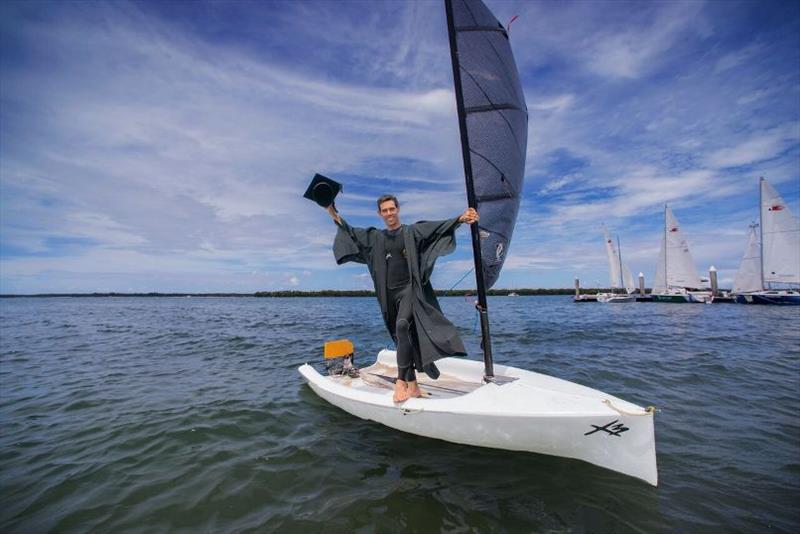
<box><xmin>456</xmin><ymin>25</ymin><xmax>508</xmax><ymax>33</ymax></box>
<box><xmin>466</xmin><ymin>104</ymin><xmax>525</xmax><ymax>114</ymax></box>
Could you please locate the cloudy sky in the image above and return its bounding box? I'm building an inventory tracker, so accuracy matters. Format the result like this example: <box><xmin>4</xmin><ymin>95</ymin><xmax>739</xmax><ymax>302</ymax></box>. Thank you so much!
<box><xmin>1</xmin><ymin>0</ymin><xmax>798</xmax><ymax>294</ymax></box>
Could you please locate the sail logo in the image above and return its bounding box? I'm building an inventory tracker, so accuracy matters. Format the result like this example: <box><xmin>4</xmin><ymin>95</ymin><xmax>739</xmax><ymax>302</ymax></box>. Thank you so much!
<box><xmin>769</xmin><ymin>204</ymin><xmax>784</xmax><ymax>211</ymax></box>
<box><xmin>585</xmin><ymin>419</ymin><xmax>629</xmax><ymax>437</ymax></box>
<box><xmin>496</xmin><ymin>243</ymin><xmax>504</xmax><ymax>261</ymax></box>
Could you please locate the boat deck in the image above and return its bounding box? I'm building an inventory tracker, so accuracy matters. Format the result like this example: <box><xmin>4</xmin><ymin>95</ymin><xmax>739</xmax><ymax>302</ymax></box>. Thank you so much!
<box><xmin>330</xmin><ymin>361</ymin><xmax>485</xmax><ymax>400</ymax></box>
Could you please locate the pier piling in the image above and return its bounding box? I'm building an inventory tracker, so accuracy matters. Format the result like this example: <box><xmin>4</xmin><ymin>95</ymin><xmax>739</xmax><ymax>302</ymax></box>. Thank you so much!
<box><xmin>709</xmin><ymin>266</ymin><xmax>719</xmax><ymax>297</ymax></box>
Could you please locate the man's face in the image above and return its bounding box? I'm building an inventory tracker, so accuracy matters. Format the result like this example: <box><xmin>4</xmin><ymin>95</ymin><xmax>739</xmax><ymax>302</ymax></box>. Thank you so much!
<box><xmin>378</xmin><ymin>200</ymin><xmax>400</xmax><ymax>229</ymax></box>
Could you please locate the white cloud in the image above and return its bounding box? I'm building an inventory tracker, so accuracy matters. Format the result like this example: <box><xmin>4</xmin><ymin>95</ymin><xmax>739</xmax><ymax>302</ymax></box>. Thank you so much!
<box><xmin>706</xmin><ymin>125</ymin><xmax>800</xmax><ymax>168</ymax></box>
<box><xmin>582</xmin><ymin>2</ymin><xmax>708</xmax><ymax>79</ymax></box>
<box><xmin>1</xmin><ymin>0</ymin><xmax>798</xmax><ymax>293</ymax></box>
<box><xmin>539</xmin><ymin>174</ymin><xmax>579</xmax><ymax>195</ymax></box>
<box><xmin>530</xmin><ymin>94</ymin><xmax>575</xmax><ymax>113</ymax></box>
<box><xmin>715</xmin><ymin>43</ymin><xmax>765</xmax><ymax>74</ymax></box>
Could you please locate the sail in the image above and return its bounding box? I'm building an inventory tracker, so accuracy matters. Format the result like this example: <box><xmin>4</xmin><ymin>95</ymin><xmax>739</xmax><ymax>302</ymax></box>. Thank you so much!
<box><xmin>603</xmin><ymin>226</ymin><xmax>621</xmax><ymax>288</ymax></box>
<box><xmin>653</xmin><ymin>235</ymin><xmax>667</xmax><ymax>294</ymax></box>
<box><xmin>664</xmin><ymin>206</ymin><xmax>702</xmax><ymax>289</ymax></box>
<box><xmin>446</xmin><ymin>0</ymin><xmax>528</xmax><ymax>289</ymax></box>
<box><xmin>761</xmin><ymin>178</ymin><xmax>800</xmax><ymax>285</ymax></box>
<box><xmin>622</xmin><ymin>264</ymin><xmax>636</xmax><ymax>294</ymax></box>
<box><xmin>733</xmin><ymin>224</ymin><xmax>762</xmax><ymax>293</ymax></box>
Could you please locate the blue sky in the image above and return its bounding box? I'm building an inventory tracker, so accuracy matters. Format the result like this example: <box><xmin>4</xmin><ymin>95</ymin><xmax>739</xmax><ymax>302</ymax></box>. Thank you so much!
<box><xmin>1</xmin><ymin>0</ymin><xmax>798</xmax><ymax>294</ymax></box>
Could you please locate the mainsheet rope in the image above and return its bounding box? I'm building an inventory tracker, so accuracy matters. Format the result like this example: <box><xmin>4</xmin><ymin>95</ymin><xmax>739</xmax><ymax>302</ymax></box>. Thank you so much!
<box><xmin>445</xmin><ymin>267</ymin><xmax>480</xmax><ymax>334</ymax></box>
<box><xmin>446</xmin><ymin>267</ymin><xmax>474</xmax><ymax>292</ymax></box>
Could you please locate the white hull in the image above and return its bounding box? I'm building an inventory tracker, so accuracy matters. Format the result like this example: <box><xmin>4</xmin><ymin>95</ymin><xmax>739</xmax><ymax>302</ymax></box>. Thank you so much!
<box><xmin>597</xmin><ymin>293</ymin><xmax>636</xmax><ymax>303</ymax></box>
<box><xmin>299</xmin><ymin>350</ymin><xmax>658</xmax><ymax>486</ymax></box>
<box><xmin>735</xmin><ymin>289</ymin><xmax>800</xmax><ymax>305</ymax></box>
<box><xmin>687</xmin><ymin>290</ymin><xmax>713</xmax><ymax>303</ymax></box>
<box><xmin>652</xmin><ymin>288</ymin><xmax>711</xmax><ymax>303</ymax></box>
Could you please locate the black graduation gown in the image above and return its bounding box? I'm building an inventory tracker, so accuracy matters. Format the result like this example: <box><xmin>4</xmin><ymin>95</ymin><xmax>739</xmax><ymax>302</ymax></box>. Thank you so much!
<box><xmin>333</xmin><ymin>217</ymin><xmax>468</xmax><ymax>378</ymax></box>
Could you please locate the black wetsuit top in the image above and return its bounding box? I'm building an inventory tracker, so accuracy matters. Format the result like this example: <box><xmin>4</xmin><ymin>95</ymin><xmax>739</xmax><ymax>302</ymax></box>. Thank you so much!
<box><xmin>384</xmin><ymin>228</ymin><xmax>414</xmax><ymax>381</ymax></box>
<box><xmin>384</xmin><ymin>228</ymin><xmax>409</xmax><ymax>289</ymax></box>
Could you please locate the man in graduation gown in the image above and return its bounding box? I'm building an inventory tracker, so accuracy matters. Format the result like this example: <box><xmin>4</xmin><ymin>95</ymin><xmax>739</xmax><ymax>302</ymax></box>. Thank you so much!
<box><xmin>325</xmin><ymin>195</ymin><xmax>479</xmax><ymax>402</ymax></box>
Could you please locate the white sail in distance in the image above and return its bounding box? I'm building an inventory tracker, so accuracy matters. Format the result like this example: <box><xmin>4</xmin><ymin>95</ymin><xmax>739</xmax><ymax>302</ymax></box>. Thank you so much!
<box><xmin>761</xmin><ymin>178</ymin><xmax>800</xmax><ymax>285</ymax></box>
<box><xmin>602</xmin><ymin>226</ymin><xmax>637</xmax><ymax>293</ymax></box>
<box><xmin>733</xmin><ymin>224</ymin><xmax>762</xmax><ymax>293</ymax></box>
<box><xmin>603</xmin><ymin>226</ymin><xmax>622</xmax><ymax>288</ymax></box>
<box><xmin>622</xmin><ymin>264</ymin><xmax>636</xmax><ymax>294</ymax></box>
<box><xmin>664</xmin><ymin>206</ymin><xmax>702</xmax><ymax>289</ymax></box>
<box><xmin>653</xmin><ymin>235</ymin><xmax>667</xmax><ymax>294</ymax></box>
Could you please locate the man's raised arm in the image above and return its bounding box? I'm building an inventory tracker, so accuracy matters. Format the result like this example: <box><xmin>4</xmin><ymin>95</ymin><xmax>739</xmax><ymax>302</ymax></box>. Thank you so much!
<box><xmin>326</xmin><ymin>204</ymin><xmax>342</xmax><ymax>225</ymax></box>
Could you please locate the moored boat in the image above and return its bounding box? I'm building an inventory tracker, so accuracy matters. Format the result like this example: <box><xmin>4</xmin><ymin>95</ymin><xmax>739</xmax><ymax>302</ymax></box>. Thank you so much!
<box><xmin>651</xmin><ymin>206</ymin><xmax>708</xmax><ymax>303</ymax></box>
<box><xmin>597</xmin><ymin>294</ymin><xmax>637</xmax><ymax>303</ymax></box>
<box><xmin>687</xmin><ymin>290</ymin><xmax>713</xmax><ymax>303</ymax></box>
<box><xmin>651</xmin><ymin>291</ymin><xmax>691</xmax><ymax>303</ymax></box>
<box><xmin>736</xmin><ymin>290</ymin><xmax>800</xmax><ymax>305</ymax></box>
<box><xmin>732</xmin><ymin>178</ymin><xmax>800</xmax><ymax>305</ymax></box>
<box><xmin>597</xmin><ymin>227</ymin><xmax>637</xmax><ymax>304</ymax></box>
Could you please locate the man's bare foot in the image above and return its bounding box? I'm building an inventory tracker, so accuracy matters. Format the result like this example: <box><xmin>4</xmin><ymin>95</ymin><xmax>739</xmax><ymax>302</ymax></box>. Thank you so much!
<box><xmin>406</xmin><ymin>381</ymin><xmax>422</xmax><ymax>398</ymax></box>
<box><xmin>393</xmin><ymin>380</ymin><xmax>409</xmax><ymax>403</ymax></box>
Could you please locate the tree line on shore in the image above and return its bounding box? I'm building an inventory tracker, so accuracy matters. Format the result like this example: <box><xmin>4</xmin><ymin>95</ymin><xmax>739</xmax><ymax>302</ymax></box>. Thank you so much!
<box><xmin>10</xmin><ymin>286</ymin><xmax>756</xmax><ymax>298</ymax></box>
<box><xmin>1</xmin><ymin>288</ymin><xmax>630</xmax><ymax>298</ymax></box>
<box><xmin>254</xmin><ymin>288</ymin><xmax>581</xmax><ymax>297</ymax></box>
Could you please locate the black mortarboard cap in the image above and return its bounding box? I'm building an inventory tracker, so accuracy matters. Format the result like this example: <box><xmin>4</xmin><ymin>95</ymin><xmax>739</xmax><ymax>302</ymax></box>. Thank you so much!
<box><xmin>303</xmin><ymin>173</ymin><xmax>342</xmax><ymax>207</ymax></box>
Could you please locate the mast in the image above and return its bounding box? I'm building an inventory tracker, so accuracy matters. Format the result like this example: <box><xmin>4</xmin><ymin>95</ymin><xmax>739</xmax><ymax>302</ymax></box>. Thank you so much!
<box><xmin>617</xmin><ymin>235</ymin><xmax>624</xmax><ymax>293</ymax></box>
<box><xmin>445</xmin><ymin>0</ymin><xmax>494</xmax><ymax>378</ymax></box>
<box><xmin>759</xmin><ymin>177</ymin><xmax>765</xmax><ymax>291</ymax></box>
<box><xmin>663</xmin><ymin>204</ymin><xmax>668</xmax><ymax>291</ymax></box>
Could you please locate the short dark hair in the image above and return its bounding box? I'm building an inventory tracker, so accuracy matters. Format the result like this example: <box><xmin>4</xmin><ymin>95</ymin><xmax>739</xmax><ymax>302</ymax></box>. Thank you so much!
<box><xmin>377</xmin><ymin>195</ymin><xmax>399</xmax><ymax>209</ymax></box>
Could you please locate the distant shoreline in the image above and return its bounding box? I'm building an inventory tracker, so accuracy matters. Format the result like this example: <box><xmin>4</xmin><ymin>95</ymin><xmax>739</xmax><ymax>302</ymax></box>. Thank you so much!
<box><xmin>0</xmin><ymin>288</ymin><xmax>598</xmax><ymax>298</ymax></box>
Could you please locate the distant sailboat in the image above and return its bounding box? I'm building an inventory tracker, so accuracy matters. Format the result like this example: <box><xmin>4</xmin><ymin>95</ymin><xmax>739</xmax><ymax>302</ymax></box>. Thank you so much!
<box><xmin>651</xmin><ymin>205</ymin><xmax>711</xmax><ymax>303</ymax></box>
<box><xmin>732</xmin><ymin>223</ymin><xmax>762</xmax><ymax>294</ymax></box>
<box><xmin>734</xmin><ymin>178</ymin><xmax>800</xmax><ymax>305</ymax></box>
<box><xmin>597</xmin><ymin>226</ymin><xmax>636</xmax><ymax>303</ymax></box>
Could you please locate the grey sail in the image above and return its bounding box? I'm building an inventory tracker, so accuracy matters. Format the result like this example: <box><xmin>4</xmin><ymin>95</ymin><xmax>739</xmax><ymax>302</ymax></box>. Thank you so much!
<box><xmin>447</xmin><ymin>0</ymin><xmax>528</xmax><ymax>289</ymax></box>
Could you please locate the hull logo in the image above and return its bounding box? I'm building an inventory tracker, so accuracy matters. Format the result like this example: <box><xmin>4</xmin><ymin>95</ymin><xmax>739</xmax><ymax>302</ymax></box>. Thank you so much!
<box><xmin>585</xmin><ymin>419</ymin><xmax>629</xmax><ymax>437</ymax></box>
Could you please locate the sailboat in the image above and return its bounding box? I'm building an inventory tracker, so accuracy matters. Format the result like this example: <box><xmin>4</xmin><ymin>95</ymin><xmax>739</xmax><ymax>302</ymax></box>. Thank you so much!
<box><xmin>651</xmin><ymin>205</ymin><xmax>711</xmax><ymax>303</ymax></box>
<box><xmin>733</xmin><ymin>178</ymin><xmax>800</xmax><ymax>305</ymax></box>
<box><xmin>299</xmin><ymin>0</ymin><xmax>657</xmax><ymax>486</ymax></box>
<box><xmin>732</xmin><ymin>223</ymin><xmax>762</xmax><ymax>297</ymax></box>
<box><xmin>597</xmin><ymin>227</ymin><xmax>636</xmax><ymax>303</ymax></box>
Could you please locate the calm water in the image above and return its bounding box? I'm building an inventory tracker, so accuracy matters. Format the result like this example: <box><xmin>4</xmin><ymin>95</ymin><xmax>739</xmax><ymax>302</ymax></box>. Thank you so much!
<box><xmin>1</xmin><ymin>296</ymin><xmax>798</xmax><ymax>532</ymax></box>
